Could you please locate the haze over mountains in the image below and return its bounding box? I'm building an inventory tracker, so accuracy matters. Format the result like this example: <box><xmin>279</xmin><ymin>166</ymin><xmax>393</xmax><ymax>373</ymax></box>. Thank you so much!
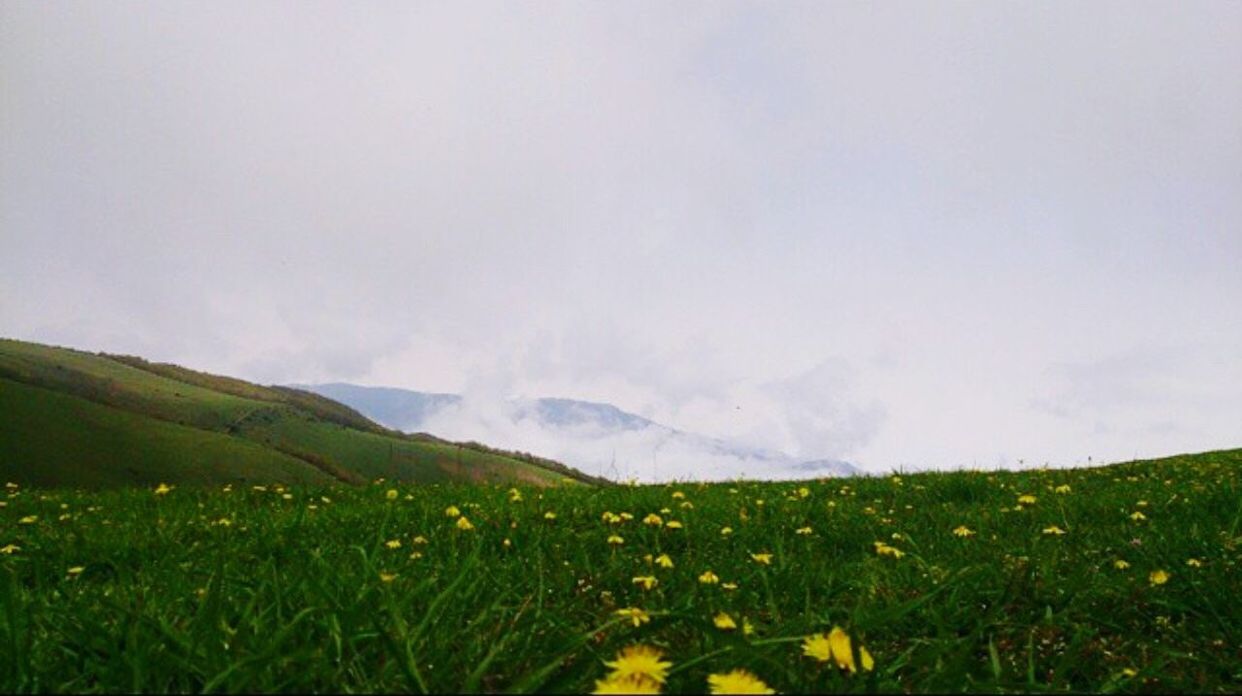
<box><xmin>302</xmin><ymin>383</ymin><xmax>862</xmax><ymax>482</ymax></box>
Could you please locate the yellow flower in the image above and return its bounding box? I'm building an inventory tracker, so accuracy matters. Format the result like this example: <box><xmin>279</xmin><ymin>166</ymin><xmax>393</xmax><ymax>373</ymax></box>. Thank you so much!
<box><xmin>607</xmin><ymin>535</ymin><xmax>625</xmax><ymax>546</ymax></box>
<box><xmin>508</xmin><ymin>488</ymin><xmax>523</xmax><ymax>502</ymax></box>
<box><xmin>796</xmin><ymin>526</ymin><xmax>813</xmax><ymax>535</ymax></box>
<box><xmin>1149</xmin><ymin>569</ymin><xmax>1170</xmax><ymax>585</ymax></box>
<box><xmin>544</xmin><ymin>511</ymin><xmax>557</xmax><ymax>521</ymax></box>
<box><xmin>713</xmin><ymin>612</ymin><xmax>737</xmax><ymax>631</ymax></box>
<box><xmin>385</xmin><ymin>489</ymin><xmax>398</xmax><ymax>500</ymax></box>
<box><xmin>615</xmin><ymin>607</ymin><xmax>651</xmax><ymax>627</ymax></box>
<box><xmin>67</xmin><ymin>566</ymin><xmax>85</xmax><ymax>576</ymax></box>
<box><xmin>18</xmin><ymin>516</ymin><xmax>37</xmax><ymax>525</ymax></box>
<box><xmin>672</xmin><ymin>491</ymin><xmax>686</xmax><ymax>500</ymax></box>
<box><xmin>154</xmin><ymin>483</ymin><xmax>172</xmax><ymax>496</ymax></box>
<box><xmin>750</xmin><ymin>552</ymin><xmax>773</xmax><ymax>565</ymax></box>
<box><xmin>502</xmin><ymin>538</ymin><xmax>511</xmax><ymax>549</ymax></box>
<box><xmin>953</xmin><ymin>526</ymin><xmax>975</xmax><ymax>537</ymax></box>
<box><xmin>0</xmin><ymin>544</ymin><xmax>20</xmax><ymax>555</ymax></box>
<box><xmin>798</xmin><ymin>486</ymin><xmax>811</xmax><ymax>498</ymax></box>
<box><xmin>412</xmin><ymin>535</ymin><xmax>428</xmax><ymax>545</ymax></box>
<box><xmin>1129</xmin><ymin>511</ymin><xmax>1146</xmax><ymax>521</ymax></box>
<box><xmin>602</xmin><ymin>511</ymin><xmax>621</xmax><ymax>524</ymax></box>
<box><xmin>212</xmin><ymin>517</ymin><xmax>233</xmax><ymax>527</ymax></box>
<box><xmin>643</xmin><ymin>513</ymin><xmax>664</xmax><ymax>527</ymax></box>
<box><xmin>632</xmin><ymin>575</ymin><xmax>658</xmax><ymax>590</ymax></box>
<box><xmin>1042</xmin><ymin>526</ymin><xmax>1066</xmax><ymax>536</ymax></box>
<box><xmin>1017</xmin><ymin>494</ymin><xmax>1037</xmax><ymax>505</ymax></box>
<box><xmin>1186</xmin><ymin>558</ymin><xmax>1203</xmax><ymax>568</ymax></box>
<box><xmin>722</xmin><ymin>582</ymin><xmax>739</xmax><ymax>591</ymax></box>
<box><xmin>603</xmin><ymin>645</ymin><xmax>672</xmax><ymax>686</ymax></box>
<box><xmin>1054</xmin><ymin>484</ymin><xmax>1071</xmax><ymax>494</ymax></box>
<box><xmin>385</xmin><ymin>539</ymin><xmax>402</xmax><ymax>549</ymax></box>
<box><xmin>456</xmin><ymin>516</ymin><xmax>475</xmax><ymax>531</ymax></box>
<box><xmin>873</xmin><ymin>542</ymin><xmax>904</xmax><ymax>558</ymax></box>
<box><xmin>707</xmin><ymin>669</ymin><xmax>774</xmax><ymax>695</ymax></box>
<box><xmin>592</xmin><ymin>675</ymin><xmax>661</xmax><ymax>695</ymax></box>
<box><xmin>665</xmin><ymin>520</ymin><xmax>683</xmax><ymax>530</ymax></box>
<box><xmin>698</xmin><ymin>570</ymin><xmax>720</xmax><ymax>585</ymax></box>
<box><xmin>802</xmin><ymin>627</ymin><xmax>875</xmax><ymax>673</ymax></box>
<box><xmin>654</xmin><ymin>553</ymin><xmax>674</xmax><ymax>568</ymax></box>
<box><xmin>444</xmin><ymin>505</ymin><xmax>461</xmax><ymax>518</ymax></box>
<box><xmin>379</xmin><ymin>572</ymin><xmax>398</xmax><ymax>583</ymax></box>
<box><xmin>1113</xmin><ymin>559</ymin><xmax>1131</xmax><ymax>570</ymax></box>
<box><xmin>619</xmin><ymin>512</ymin><xmax>634</xmax><ymax>521</ymax></box>
<box><xmin>409</xmin><ymin>551</ymin><xmax>424</xmax><ymax>560</ymax></box>
<box><xmin>720</xmin><ymin>526</ymin><xmax>734</xmax><ymax>536</ymax></box>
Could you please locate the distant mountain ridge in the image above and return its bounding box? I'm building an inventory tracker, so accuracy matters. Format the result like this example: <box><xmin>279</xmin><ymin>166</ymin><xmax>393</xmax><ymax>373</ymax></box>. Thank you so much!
<box><xmin>300</xmin><ymin>383</ymin><xmax>861</xmax><ymax>481</ymax></box>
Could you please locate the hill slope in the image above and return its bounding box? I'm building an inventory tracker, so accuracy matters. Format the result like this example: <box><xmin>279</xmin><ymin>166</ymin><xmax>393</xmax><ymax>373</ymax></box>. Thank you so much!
<box><xmin>0</xmin><ymin>338</ymin><xmax>601</xmax><ymax>488</ymax></box>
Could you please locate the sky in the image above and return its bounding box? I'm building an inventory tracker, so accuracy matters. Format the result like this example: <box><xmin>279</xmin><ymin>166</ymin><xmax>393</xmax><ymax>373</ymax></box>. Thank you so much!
<box><xmin>2</xmin><ymin>2</ymin><xmax>1240</xmax><ymax>475</ymax></box>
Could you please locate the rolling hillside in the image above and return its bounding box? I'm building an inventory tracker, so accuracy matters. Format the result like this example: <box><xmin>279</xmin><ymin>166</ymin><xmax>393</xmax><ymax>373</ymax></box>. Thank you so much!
<box><xmin>0</xmin><ymin>339</ymin><xmax>602</xmax><ymax>488</ymax></box>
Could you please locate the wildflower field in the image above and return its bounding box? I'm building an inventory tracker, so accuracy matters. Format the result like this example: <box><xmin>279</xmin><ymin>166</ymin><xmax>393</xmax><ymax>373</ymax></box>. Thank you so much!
<box><xmin>1</xmin><ymin>449</ymin><xmax>1239</xmax><ymax>693</ymax></box>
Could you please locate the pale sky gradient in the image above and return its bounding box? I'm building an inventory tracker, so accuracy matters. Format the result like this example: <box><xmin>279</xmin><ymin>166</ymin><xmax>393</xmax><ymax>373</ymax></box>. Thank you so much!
<box><xmin>3</xmin><ymin>2</ymin><xmax>1240</xmax><ymax>473</ymax></box>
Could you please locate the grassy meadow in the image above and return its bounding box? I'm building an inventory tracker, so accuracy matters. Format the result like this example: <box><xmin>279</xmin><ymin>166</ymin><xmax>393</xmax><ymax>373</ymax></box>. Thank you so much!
<box><xmin>1</xmin><ymin>449</ymin><xmax>1238</xmax><ymax>693</ymax></box>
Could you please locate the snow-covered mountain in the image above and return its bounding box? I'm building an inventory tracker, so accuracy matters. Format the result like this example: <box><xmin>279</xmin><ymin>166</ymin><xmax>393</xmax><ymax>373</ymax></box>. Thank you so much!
<box><xmin>299</xmin><ymin>383</ymin><xmax>862</xmax><ymax>482</ymax></box>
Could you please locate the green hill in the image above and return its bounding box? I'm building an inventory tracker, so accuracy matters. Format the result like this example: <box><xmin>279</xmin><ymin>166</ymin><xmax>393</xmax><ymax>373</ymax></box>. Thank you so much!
<box><xmin>0</xmin><ymin>338</ymin><xmax>603</xmax><ymax>488</ymax></box>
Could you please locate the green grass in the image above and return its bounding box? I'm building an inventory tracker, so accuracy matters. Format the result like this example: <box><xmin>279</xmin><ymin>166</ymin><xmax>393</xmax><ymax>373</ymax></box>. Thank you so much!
<box><xmin>0</xmin><ymin>378</ymin><xmax>333</xmax><ymax>488</ymax></box>
<box><xmin>0</xmin><ymin>339</ymin><xmax>600</xmax><ymax>488</ymax></box>
<box><xmin>1</xmin><ymin>449</ymin><xmax>1237</xmax><ymax>693</ymax></box>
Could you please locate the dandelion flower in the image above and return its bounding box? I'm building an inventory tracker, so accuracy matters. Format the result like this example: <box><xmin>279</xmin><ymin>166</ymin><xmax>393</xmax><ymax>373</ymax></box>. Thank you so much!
<box><xmin>385</xmin><ymin>539</ymin><xmax>402</xmax><ymax>549</ymax></box>
<box><xmin>750</xmin><ymin>553</ymin><xmax>773</xmax><ymax>565</ymax></box>
<box><xmin>379</xmin><ymin>572</ymin><xmax>398</xmax><ymax>583</ymax></box>
<box><xmin>655</xmin><ymin>553</ymin><xmax>674</xmax><ymax>568</ymax></box>
<box><xmin>385</xmin><ymin>489</ymin><xmax>398</xmax><ymax>500</ymax></box>
<box><xmin>1129</xmin><ymin>511</ymin><xmax>1146</xmax><ymax>521</ymax></box>
<box><xmin>615</xmin><ymin>607</ymin><xmax>651</xmax><ymax>627</ymax></box>
<box><xmin>603</xmin><ymin>645</ymin><xmax>672</xmax><ymax>686</ymax></box>
<box><xmin>607</xmin><ymin>535</ymin><xmax>625</xmax><ymax>546</ymax></box>
<box><xmin>722</xmin><ymin>582</ymin><xmax>739</xmax><ymax>591</ymax></box>
<box><xmin>1149</xmin><ymin>569</ymin><xmax>1170</xmax><ymax>585</ymax></box>
<box><xmin>713</xmin><ymin>612</ymin><xmax>737</xmax><ymax>631</ymax></box>
<box><xmin>67</xmin><ymin>566</ymin><xmax>84</xmax><ymax>576</ymax></box>
<box><xmin>643</xmin><ymin>513</ymin><xmax>664</xmax><ymax>527</ymax></box>
<box><xmin>707</xmin><ymin>669</ymin><xmax>774</xmax><ymax>695</ymax></box>
<box><xmin>18</xmin><ymin>516</ymin><xmax>37</xmax><ymax>525</ymax></box>
<box><xmin>592</xmin><ymin>675</ymin><xmax>661</xmax><ymax>695</ymax></box>
<box><xmin>672</xmin><ymin>491</ymin><xmax>685</xmax><ymax>500</ymax></box>
<box><xmin>154</xmin><ymin>483</ymin><xmax>172</xmax><ymax>496</ymax></box>
<box><xmin>444</xmin><ymin>505</ymin><xmax>461</xmax><ymax>518</ymax></box>
<box><xmin>666</xmin><ymin>520</ymin><xmax>683</xmax><ymax>530</ymax></box>
<box><xmin>632</xmin><ymin>575</ymin><xmax>658</xmax><ymax>590</ymax></box>
<box><xmin>1042</xmin><ymin>526</ymin><xmax>1066</xmax><ymax>536</ymax></box>
<box><xmin>873</xmin><ymin>542</ymin><xmax>904</xmax><ymax>558</ymax></box>
<box><xmin>698</xmin><ymin>570</ymin><xmax>720</xmax><ymax>584</ymax></box>
<box><xmin>953</xmin><ymin>526</ymin><xmax>975</xmax><ymax>537</ymax></box>
<box><xmin>456</xmin><ymin>516</ymin><xmax>475</xmax><ymax>531</ymax></box>
<box><xmin>544</xmin><ymin>511</ymin><xmax>557</xmax><ymax>521</ymax></box>
<box><xmin>508</xmin><ymin>488</ymin><xmax>523</xmax><ymax>502</ymax></box>
<box><xmin>1017</xmin><ymin>494</ymin><xmax>1037</xmax><ymax>505</ymax></box>
<box><xmin>1054</xmin><ymin>484</ymin><xmax>1071</xmax><ymax>494</ymax></box>
<box><xmin>720</xmin><ymin>527</ymin><xmax>734</xmax><ymax>537</ymax></box>
<box><xmin>0</xmin><ymin>544</ymin><xmax>20</xmax><ymax>555</ymax></box>
<box><xmin>1186</xmin><ymin>558</ymin><xmax>1203</xmax><ymax>568</ymax></box>
<box><xmin>1113</xmin><ymin>559</ymin><xmax>1131</xmax><ymax>570</ymax></box>
<box><xmin>412</xmin><ymin>535</ymin><xmax>428</xmax><ymax>545</ymax></box>
<box><xmin>802</xmin><ymin>627</ymin><xmax>874</xmax><ymax>673</ymax></box>
<box><xmin>796</xmin><ymin>526</ymin><xmax>813</xmax><ymax>535</ymax></box>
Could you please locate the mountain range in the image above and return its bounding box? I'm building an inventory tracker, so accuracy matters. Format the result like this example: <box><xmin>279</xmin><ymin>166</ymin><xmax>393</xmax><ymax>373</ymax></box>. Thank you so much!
<box><xmin>300</xmin><ymin>383</ymin><xmax>862</xmax><ymax>482</ymax></box>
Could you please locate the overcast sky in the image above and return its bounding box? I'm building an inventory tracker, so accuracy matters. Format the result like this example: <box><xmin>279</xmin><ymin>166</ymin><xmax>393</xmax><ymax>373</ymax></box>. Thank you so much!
<box><xmin>3</xmin><ymin>2</ymin><xmax>1240</xmax><ymax>473</ymax></box>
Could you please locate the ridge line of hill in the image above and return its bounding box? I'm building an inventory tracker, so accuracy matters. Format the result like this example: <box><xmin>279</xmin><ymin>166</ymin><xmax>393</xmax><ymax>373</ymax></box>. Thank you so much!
<box><xmin>0</xmin><ymin>338</ymin><xmax>606</xmax><ymax>488</ymax></box>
